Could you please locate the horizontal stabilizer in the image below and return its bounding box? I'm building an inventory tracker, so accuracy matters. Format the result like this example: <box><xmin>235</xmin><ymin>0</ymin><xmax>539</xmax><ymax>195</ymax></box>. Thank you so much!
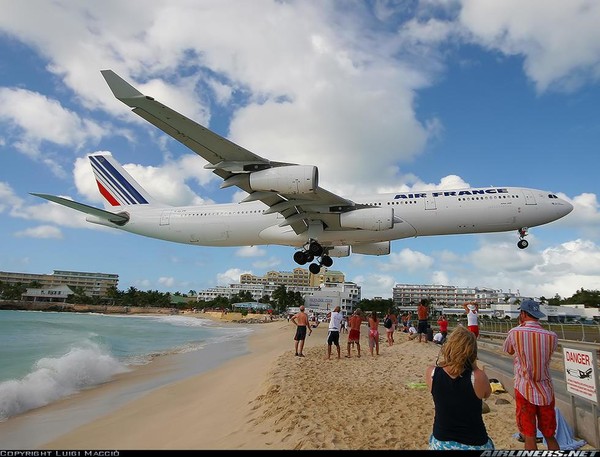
<box><xmin>31</xmin><ymin>193</ymin><xmax>129</xmax><ymax>225</ymax></box>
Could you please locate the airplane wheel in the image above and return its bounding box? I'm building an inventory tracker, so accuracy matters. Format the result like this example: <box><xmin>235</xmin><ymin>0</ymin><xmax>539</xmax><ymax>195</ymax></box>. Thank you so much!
<box><xmin>517</xmin><ymin>240</ymin><xmax>529</xmax><ymax>249</ymax></box>
<box><xmin>309</xmin><ymin>263</ymin><xmax>321</xmax><ymax>274</ymax></box>
<box><xmin>308</xmin><ymin>241</ymin><xmax>324</xmax><ymax>257</ymax></box>
<box><xmin>294</xmin><ymin>251</ymin><xmax>308</xmax><ymax>265</ymax></box>
<box><xmin>321</xmin><ymin>255</ymin><xmax>333</xmax><ymax>267</ymax></box>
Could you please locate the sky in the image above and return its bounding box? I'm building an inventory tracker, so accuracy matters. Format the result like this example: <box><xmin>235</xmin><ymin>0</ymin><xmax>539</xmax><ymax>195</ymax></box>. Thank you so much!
<box><xmin>1</xmin><ymin>0</ymin><xmax>599</xmax><ymax>300</ymax></box>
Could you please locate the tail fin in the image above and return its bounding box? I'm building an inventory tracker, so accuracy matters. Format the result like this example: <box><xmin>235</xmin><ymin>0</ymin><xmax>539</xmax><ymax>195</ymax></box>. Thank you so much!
<box><xmin>89</xmin><ymin>154</ymin><xmax>156</xmax><ymax>209</ymax></box>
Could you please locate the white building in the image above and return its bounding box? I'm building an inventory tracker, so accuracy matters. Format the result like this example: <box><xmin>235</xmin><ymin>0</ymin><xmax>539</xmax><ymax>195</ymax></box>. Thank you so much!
<box><xmin>196</xmin><ymin>282</ymin><xmax>319</xmax><ymax>302</ymax></box>
<box><xmin>393</xmin><ymin>283</ymin><xmax>520</xmax><ymax>308</ymax></box>
<box><xmin>304</xmin><ymin>282</ymin><xmax>361</xmax><ymax>317</ymax></box>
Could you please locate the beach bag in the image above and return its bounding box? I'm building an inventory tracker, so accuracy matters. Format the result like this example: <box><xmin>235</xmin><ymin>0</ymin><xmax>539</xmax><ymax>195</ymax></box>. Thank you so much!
<box><xmin>384</xmin><ymin>317</ymin><xmax>392</xmax><ymax>329</ymax></box>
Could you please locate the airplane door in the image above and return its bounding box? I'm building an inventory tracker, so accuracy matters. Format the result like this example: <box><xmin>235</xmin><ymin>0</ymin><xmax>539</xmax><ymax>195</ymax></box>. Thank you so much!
<box><xmin>160</xmin><ymin>210</ymin><xmax>171</xmax><ymax>226</ymax></box>
<box><xmin>424</xmin><ymin>196</ymin><xmax>437</xmax><ymax>210</ymax></box>
<box><xmin>522</xmin><ymin>190</ymin><xmax>537</xmax><ymax>205</ymax></box>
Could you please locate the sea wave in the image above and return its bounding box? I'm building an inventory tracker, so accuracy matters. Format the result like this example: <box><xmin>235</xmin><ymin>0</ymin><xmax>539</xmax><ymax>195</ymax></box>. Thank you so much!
<box><xmin>0</xmin><ymin>342</ymin><xmax>129</xmax><ymax>421</ymax></box>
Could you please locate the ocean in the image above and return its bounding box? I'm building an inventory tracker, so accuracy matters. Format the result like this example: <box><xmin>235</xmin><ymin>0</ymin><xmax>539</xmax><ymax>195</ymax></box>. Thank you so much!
<box><xmin>0</xmin><ymin>310</ymin><xmax>253</xmax><ymax>429</ymax></box>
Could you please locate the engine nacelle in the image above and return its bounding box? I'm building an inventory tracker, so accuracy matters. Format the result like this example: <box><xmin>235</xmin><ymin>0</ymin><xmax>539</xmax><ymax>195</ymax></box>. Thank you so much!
<box><xmin>249</xmin><ymin>165</ymin><xmax>318</xmax><ymax>195</ymax></box>
<box><xmin>352</xmin><ymin>241</ymin><xmax>391</xmax><ymax>256</ymax></box>
<box><xmin>327</xmin><ymin>246</ymin><xmax>350</xmax><ymax>257</ymax></box>
<box><xmin>340</xmin><ymin>207</ymin><xmax>394</xmax><ymax>231</ymax></box>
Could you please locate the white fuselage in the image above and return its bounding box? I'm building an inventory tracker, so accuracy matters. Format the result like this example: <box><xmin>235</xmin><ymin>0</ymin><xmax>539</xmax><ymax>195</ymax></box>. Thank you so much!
<box><xmin>92</xmin><ymin>186</ymin><xmax>572</xmax><ymax>249</ymax></box>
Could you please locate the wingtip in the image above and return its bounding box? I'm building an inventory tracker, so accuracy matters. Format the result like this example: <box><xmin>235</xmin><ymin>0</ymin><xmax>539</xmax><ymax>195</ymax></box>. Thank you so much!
<box><xmin>101</xmin><ymin>69</ymin><xmax>144</xmax><ymax>101</ymax></box>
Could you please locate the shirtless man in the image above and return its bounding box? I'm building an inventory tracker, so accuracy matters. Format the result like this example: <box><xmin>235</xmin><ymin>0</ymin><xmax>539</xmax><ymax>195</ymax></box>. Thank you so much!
<box><xmin>291</xmin><ymin>305</ymin><xmax>312</xmax><ymax>357</ymax></box>
<box><xmin>346</xmin><ymin>308</ymin><xmax>365</xmax><ymax>358</ymax></box>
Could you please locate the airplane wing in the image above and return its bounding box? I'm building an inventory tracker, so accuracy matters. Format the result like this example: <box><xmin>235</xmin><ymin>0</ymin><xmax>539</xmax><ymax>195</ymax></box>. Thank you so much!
<box><xmin>31</xmin><ymin>193</ymin><xmax>130</xmax><ymax>225</ymax></box>
<box><xmin>101</xmin><ymin>70</ymin><xmax>360</xmax><ymax>235</ymax></box>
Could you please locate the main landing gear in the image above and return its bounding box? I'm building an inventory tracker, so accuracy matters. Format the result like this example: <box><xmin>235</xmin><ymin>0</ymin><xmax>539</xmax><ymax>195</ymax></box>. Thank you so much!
<box><xmin>517</xmin><ymin>227</ymin><xmax>529</xmax><ymax>249</ymax></box>
<box><xmin>293</xmin><ymin>239</ymin><xmax>333</xmax><ymax>274</ymax></box>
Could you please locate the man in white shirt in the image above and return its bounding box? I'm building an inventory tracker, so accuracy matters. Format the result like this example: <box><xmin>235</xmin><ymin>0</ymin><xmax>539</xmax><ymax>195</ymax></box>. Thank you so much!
<box><xmin>433</xmin><ymin>331</ymin><xmax>445</xmax><ymax>345</ymax></box>
<box><xmin>326</xmin><ymin>306</ymin><xmax>344</xmax><ymax>359</ymax></box>
<box><xmin>408</xmin><ymin>325</ymin><xmax>418</xmax><ymax>340</ymax></box>
<box><xmin>463</xmin><ymin>302</ymin><xmax>480</xmax><ymax>338</ymax></box>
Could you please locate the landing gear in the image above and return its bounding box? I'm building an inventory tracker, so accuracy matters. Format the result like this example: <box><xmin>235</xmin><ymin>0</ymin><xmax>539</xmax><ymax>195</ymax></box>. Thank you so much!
<box><xmin>517</xmin><ymin>227</ymin><xmax>529</xmax><ymax>249</ymax></box>
<box><xmin>294</xmin><ymin>239</ymin><xmax>333</xmax><ymax>273</ymax></box>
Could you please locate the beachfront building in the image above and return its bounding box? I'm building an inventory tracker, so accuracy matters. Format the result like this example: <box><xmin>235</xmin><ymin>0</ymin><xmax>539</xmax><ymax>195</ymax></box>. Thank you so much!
<box><xmin>21</xmin><ymin>284</ymin><xmax>74</xmax><ymax>303</ymax></box>
<box><xmin>0</xmin><ymin>269</ymin><xmax>119</xmax><ymax>299</ymax></box>
<box><xmin>392</xmin><ymin>283</ymin><xmax>521</xmax><ymax>311</ymax></box>
<box><xmin>240</xmin><ymin>267</ymin><xmax>345</xmax><ymax>288</ymax></box>
<box><xmin>303</xmin><ymin>282</ymin><xmax>361</xmax><ymax>318</ymax></box>
<box><xmin>196</xmin><ymin>282</ymin><xmax>319</xmax><ymax>302</ymax></box>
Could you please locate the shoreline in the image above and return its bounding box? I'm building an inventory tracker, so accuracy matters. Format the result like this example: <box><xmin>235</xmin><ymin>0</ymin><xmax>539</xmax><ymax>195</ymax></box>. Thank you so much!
<box><xmin>3</xmin><ymin>317</ymin><xmax>593</xmax><ymax>450</ymax></box>
<box><xmin>41</xmin><ymin>318</ymin><xmax>294</xmax><ymax>450</ymax></box>
<box><xmin>37</xmin><ymin>322</ymin><xmax>521</xmax><ymax>450</ymax></box>
<box><xmin>0</xmin><ymin>312</ymin><xmax>255</xmax><ymax>449</ymax></box>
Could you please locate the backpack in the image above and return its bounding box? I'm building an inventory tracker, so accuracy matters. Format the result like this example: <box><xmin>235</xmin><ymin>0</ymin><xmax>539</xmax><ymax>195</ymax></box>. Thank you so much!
<box><xmin>384</xmin><ymin>317</ymin><xmax>392</xmax><ymax>329</ymax></box>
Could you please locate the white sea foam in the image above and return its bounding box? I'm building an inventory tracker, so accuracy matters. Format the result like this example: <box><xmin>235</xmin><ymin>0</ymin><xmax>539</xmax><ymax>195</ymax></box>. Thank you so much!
<box><xmin>0</xmin><ymin>342</ymin><xmax>129</xmax><ymax>421</ymax></box>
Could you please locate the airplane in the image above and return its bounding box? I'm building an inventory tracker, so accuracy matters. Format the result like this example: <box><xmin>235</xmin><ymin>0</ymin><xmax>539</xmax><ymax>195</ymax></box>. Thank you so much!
<box><xmin>32</xmin><ymin>70</ymin><xmax>574</xmax><ymax>275</ymax></box>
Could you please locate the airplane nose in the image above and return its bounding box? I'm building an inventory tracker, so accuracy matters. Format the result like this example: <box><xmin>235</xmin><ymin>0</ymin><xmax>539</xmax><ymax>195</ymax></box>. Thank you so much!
<box><xmin>559</xmin><ymin>199</ymin><xmax>574</xmax><ymax>217</ymax></box>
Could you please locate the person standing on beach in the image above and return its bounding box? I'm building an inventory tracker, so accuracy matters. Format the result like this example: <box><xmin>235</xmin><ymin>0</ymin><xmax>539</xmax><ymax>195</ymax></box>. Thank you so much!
<box><xmin>367</xmin><ymin>310</ymin><xmax>380</xmax><ymax>356</ymax></box>
<box><xmin>416</xmin><ymin>299</ymin><xmax>430</xmax><ymax>343</ymax></box>
<box><xmin>326</xmin><ymin>306</ymin><xmax>343</xmax><ymax>359</ymax></box>
<box><xmin>384</xmin><ymin>308</ymin><xmax>397</xmax><ymax>346</ymax></box>
<box><xmin>425</xmin><ymin>326</ymin><xmax>494</xmax><ymax>450</ymax></box>
<box><xmin>463</xmin><ymin>302</ymin><xmax>480</xmax><ymax>338</ymax></box>
<box><xmin>291</xmin><ymin>305</ymin><xmax>312</xmax><ymax>357</ymax></box>
<box><xmin>502</xmin><ymin>299</ymin><xmax>559</xmax><ymax>451</ymax></box>
<box><xmin>346</xmin><ymin>308</ymin><xmax>365</xmax><ymax>358</ymax></box>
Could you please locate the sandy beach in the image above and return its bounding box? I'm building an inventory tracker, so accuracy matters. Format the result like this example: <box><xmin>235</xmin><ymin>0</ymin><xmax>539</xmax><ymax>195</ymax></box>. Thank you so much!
<box><xmin>29</xmin><ymin>316</ymin><xmax>539</xmax><ymax>451</ymax></box>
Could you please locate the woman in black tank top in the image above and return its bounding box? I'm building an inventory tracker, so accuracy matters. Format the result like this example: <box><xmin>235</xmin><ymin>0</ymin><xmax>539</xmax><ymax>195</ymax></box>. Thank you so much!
<box><xmin>424</xmin><ymin>326</ymin><xmax>494</xmax><ymax>450</ymax></box>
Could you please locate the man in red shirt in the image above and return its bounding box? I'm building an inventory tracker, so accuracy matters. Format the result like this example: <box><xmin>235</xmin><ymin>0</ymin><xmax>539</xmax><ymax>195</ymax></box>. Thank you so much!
<box><xmin>437</xmin><ymin>314</ymin><xmax>449</xmax><ymax>342</ymax></box>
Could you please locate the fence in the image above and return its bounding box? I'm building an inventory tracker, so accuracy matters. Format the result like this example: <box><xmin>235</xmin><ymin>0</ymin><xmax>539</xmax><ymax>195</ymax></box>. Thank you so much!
<box><xmin>477</xmin><ymin>319</ymin><xmax>600</xmax><ymax>344</ymax></box>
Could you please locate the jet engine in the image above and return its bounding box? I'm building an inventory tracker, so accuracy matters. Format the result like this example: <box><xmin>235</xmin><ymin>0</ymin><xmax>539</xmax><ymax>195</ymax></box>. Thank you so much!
<box><xmin>340</xmin><ymin>207</ymin><xmax>394</xmax><ymax>231</ymax></box>
<box><xmin>351</xmin><ymin>241</ymin><xmax>391</xmax><ymax>255</ymax></box>
<box><xmin>327</xmin><ymin>246</ymin><xmax>351</xmax><ymax>257</ymax></box>
<box><xmin>249</xmin><ymin>165</ymin><xmax>318</xmax><ymax>195</ymax></box>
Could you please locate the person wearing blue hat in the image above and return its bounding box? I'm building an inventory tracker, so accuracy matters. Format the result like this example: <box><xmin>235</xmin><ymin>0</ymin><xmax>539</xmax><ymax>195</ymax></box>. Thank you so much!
<box><xmin>502</xmin><ymin>299</ymin><xmax>559</xmax><ymax>451</ymax></box>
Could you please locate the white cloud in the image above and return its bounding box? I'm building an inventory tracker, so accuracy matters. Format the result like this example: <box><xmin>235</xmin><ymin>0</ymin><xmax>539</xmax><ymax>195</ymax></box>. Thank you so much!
<box><xmin>0</xmin><ymin>87</ymin><xmax>105</xmax><ymax>175</ymax></box>
<box><xmin>236</xmin><ymin>246</ymin><xmax>266</xmax><ymax>258</ymax></box>
<box><xmin>378</xmin><ymin>248</ymin><xmax>435</xmax><ymax>272</ymax></box>
<box><xmin>252</xmin><ymin>257</ymin><xmax>282</xmax><ymax>270</ymax></box>
<box><xmin>0</xmin><ymin>182</ymin><xmax>23</xmax><ymax>213</ymax></box>
<box><xmin>158</xmin><ymin>276</ymin><xmax>175</xmax><ymax>288</ymax></box>
<box><xmin>217</xmin><ymin>268</ymin><xmax>250</xmax><ymax>285</ymax></box>
<box><xmin>458</xmin><ymin>0</ymin><xmax>600</xmax><ymax>92</ymax></box>
<box><xmin>14</xmin><ymin>225</ymin><xmax>63</xmax><ymax>239</ymax></box>
<box><xmin>352</xmin><ymin>273</ymin><xmax>396</xmax><ymax>299</ymax></box>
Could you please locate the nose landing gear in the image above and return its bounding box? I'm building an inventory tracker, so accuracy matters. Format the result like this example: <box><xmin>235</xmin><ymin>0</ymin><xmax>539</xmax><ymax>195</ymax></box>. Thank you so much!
<box><xmin>517</xmin><ymin>227</ymin><xmax>529</xmax><ymax>249</ymax></box>
<box><xmin>294</xmin><ymin>239</ymin><xmax>333</xmax><ymax>273</ymax></box>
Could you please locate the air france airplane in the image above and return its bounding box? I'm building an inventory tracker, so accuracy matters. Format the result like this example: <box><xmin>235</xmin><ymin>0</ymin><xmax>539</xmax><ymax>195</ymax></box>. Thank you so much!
<box><xmin>32</xmin><ymin>70</ymin><xmax>574</xmax><ymax>274</ymax></box>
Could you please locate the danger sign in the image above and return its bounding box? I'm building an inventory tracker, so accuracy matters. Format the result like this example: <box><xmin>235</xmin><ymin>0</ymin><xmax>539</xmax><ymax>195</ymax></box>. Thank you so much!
<box><xmin>563</xmin><ymin>345</ymin><xmax>598</xmax><ymax>403</ymax></box>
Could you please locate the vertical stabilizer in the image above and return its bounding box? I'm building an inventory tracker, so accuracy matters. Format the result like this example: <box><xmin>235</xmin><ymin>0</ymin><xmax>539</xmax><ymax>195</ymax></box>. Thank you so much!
<box><xmin>89</xmin><ymin>154</ymin><xmax>156</xmax><ymax>209</ymax></box>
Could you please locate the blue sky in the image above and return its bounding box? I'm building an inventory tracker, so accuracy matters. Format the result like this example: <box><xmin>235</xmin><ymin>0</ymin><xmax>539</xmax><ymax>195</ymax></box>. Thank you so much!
<box><xmin>0</xmin><ymin>0</ymin><xmax>599</xmax><ymax>299</ymax></box>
